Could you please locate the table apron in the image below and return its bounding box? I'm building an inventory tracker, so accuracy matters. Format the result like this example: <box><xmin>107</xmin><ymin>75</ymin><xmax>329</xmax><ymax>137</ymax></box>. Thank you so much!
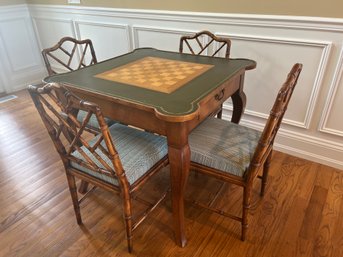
<box><xmin>186</xmin><ymin>72</ymin><xmax>243</xmax><ymax>132</ymax></box>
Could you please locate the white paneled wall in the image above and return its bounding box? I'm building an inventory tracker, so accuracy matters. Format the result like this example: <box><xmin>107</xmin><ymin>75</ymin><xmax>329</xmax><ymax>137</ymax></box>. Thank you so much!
<box><xmin>228</xmin><ymin>35</ymin><xmax>330</xmax><ymax>130</ymax></box>
<box><xmin>33</xmin><ymin>17</ymin><xmax>76</xmax><ymax>49</ymax></box>
<box><xmin>0</xmin><ymin>5</ymin><xmax>44</xmax><ymax>92</ymax></box>
<box><xmin>1</xmin><ymin>4</ymin><xmax>342</xmax><ymax>170</ymax></box>
<box><xmin>75</xmin><ymin>21</ymin><xmax>131</xmax><ymax>62</ymax></box>
<box><xmin>319</xmin><ymin>48</ymin><xmax>343</xmax><ymax>137</ymax></box>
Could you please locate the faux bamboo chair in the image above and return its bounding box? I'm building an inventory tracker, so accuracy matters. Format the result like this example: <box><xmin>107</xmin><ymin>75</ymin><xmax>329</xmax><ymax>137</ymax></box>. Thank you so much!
<box><xmin>179</xmin><ymin>30</ymin><xmax>231</xmax><ymax>119</ymax></box>
<box><xmin>179</xmin><ymin>30</ymin><xmax>231</xmax><ymax>58</ymax></box>
<box><xmin>42</xmin><ymin>37</ymin><xmax>116</xmax><ymax>134</ymax></box>
<box><xmin>188</xmin><ymin>63</ymin><xmax>303</xmax><ymax>241</ymax></box>
<box><xmin>41</xmin><ymin>36</ymin><xmax>98</xmax><ymax>76</ymax></box>
<box><xmin>28</xmin><ymin>83</ymin><xmax>169</xmax><ymax>252</ymax></box>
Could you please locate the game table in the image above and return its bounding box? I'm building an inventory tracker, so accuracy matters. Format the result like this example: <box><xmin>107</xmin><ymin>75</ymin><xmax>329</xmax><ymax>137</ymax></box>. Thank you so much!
<box><xmin>45</xmin><ymin>47</ymin><xmax>256</xmax><ymax>247</ymax></box>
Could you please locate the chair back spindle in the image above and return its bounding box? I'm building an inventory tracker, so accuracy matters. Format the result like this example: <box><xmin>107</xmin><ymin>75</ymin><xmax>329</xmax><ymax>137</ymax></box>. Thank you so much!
<box><xmin>41</xmin><ymin>37</ymin><xmax>117</xmax><ymax>135</ymax></box>
<box><xmin>42</xmin><ymin>37</ymin><xmax>98</xmax><ymax>76</ymax></box>
<box><xmin>179</xmin><ymin>30</ymin><xmax>231</xmax><ymax>58</ymax></box>
<box><xmin>28</xmin><ymin>83</ymin><xmax>123</xmax><ymax>183</ymax></box>
<box><xmin>248</xmin><ymin>63</ymin><xmax>303</xmax><ymax>180</ymax></box>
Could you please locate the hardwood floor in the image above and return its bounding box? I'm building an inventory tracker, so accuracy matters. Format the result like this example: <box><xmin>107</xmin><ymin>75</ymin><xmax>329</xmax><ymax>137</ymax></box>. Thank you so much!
<box><xmin>0</xmin><ymin>89</ymin><xmax>342</xmax><ymax>257</ymax></box>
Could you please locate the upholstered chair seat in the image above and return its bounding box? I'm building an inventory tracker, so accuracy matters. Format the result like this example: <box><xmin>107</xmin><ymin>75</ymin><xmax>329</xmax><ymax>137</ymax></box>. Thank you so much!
<box><xmin>189</xmin><ymin>117</ymin><xmax>261</xmax><ymax>177</ymax></box>
<box><xmin>71</xmin><ymin>123</ymin><xmax>168</xmax><ymax>186</ymax></box>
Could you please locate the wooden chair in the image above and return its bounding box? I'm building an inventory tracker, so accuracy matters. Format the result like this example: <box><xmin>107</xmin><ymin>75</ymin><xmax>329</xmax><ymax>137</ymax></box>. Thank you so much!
<box><xmin>41</xmin><ymin>37</ymin><xmax>116</xmax><ymax>135</ymax></box>
<box><xmin>179</xmin><ymin>30</ymin><xmax>231</xmax><ymax>119</ymax></box>
<box><xmin>188</xmin><ymin>63</ymin><xmax>303</xmax><ymax>241</ymax></box>
<box><xmin>179</xmin><ymin>30</ymin><xmax>231</xmax><ymax>58</ymax></box>
<box><xmin>28</xmin><ymin>83</ymin><xmax>169</xmax><ymax>252</ymax></box>
<box><xmin>41</xmin><ymin>36</ymin><xmax>98</xmax><ymax>76</ymax></box>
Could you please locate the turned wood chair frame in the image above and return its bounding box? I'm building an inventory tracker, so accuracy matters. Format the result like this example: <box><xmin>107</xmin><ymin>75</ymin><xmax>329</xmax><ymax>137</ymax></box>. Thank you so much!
<box><xmin>28</xmin><ymin>83</ymin><xmax>169</xmax><ymax>252</ymax></box>
<box><xmin>42</xmin><ymin>37</ymin><xmax>117</xmax><ymax>138</ymax></box>
<box><xmin>179</xmin><ymin>30</ymin><xmax>231</xmax><ymax>58</ymax></box>
<box><xmin>179</xmin><ymin>30</ymin><xmax>231</xmax><ymax>119</ymax></box>
<box><xmin>189</xmin><ymin>63</ymin><xmax>303</xmax><ymax>241</ymax></box>
<box><xmin>41</xmin><ymin>36</ymin><xmax>98</xmax><ymax>76</ymax></box>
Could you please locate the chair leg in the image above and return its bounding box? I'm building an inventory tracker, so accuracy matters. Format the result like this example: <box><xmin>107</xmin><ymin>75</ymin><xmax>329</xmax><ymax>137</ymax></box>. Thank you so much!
<box><xmin>66</xmin><ymin>173</ymin><xmax>82</xmax><ymax>224</ymax></box>
<box><xmin>78</xmin><ymin>180</ymin><xmax>89</xmax><ymax>194</ymax></box>
<box><xmin>261</xmin><ymin>151</ymin><xmax>272</xmax><ymax>197</ymax></box>
<box><xmin>122</xmin><ymin>192</ymin><xmax>133</xmax><ymax>253</ymax></box>
<box><xmin>241</xmin><ymin>186</ymin><xmax>251</xmax><ymax>241</ymax></box>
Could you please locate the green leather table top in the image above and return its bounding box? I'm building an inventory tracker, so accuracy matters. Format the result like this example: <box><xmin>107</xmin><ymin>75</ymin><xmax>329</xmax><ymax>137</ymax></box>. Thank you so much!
<box><xmin>45</xmin><ymin>48</ymin><xmax>255</xmax><ymax>116</ymax></box>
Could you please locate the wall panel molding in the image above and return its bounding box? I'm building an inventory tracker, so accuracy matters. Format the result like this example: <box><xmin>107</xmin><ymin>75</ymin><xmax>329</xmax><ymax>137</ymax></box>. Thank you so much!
<box><xmin>74</xmin><ymin>20</ymin><xmax>132</xmax><ymax>60</ymax></box>
<box><xmin>133</xmin><ymin>25</ymin><xmax>180</xmax><ymax>48</ymax></box>
<box><xmin>32</xmin><ymin>17</ymin><xmax>75</xmax><ymax>50</ymax></box>
<box><xmin>0</xmin><ymin>17</ymin><xmax>41</xmax><ymax>72</ymax></box>
<box><xmin>319</xmin><ymin>46</ymin><xmax>343</xmax><ymax>137</ymax></box>
<box><xmin>218</xmin><ymin>32</ymin><xmax>332</xmax><ymax>129</ymax></box>
<box><xmin>0</xmin><ymin>4</ymin><xmax>45</xmax><ymax>93</ymax></box>
<box><xmin>74</xmin><ymin>20</ymin><xmax>131</xmax><ymax>44</ymax></box>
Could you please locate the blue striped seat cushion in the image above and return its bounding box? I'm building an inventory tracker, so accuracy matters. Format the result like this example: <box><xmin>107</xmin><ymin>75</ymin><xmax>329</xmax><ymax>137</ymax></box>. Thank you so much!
<box><xmin>77</xmin><ymin>110</ymin><xmax>116</xmax><ymax>129</ymax></box>
<box><xmin>189</xmin><ymin>117</ymin><xmax>261</xmax><ymax>177</ymax></box>
<box><xmin>70</xmin><ymin>123</ymin><xmax>168</xmax><ymax>185</ymax></box>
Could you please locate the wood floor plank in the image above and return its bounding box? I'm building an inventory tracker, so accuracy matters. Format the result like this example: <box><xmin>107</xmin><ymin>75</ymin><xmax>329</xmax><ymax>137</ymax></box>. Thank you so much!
<box><xmin>313</xmin><ymin>168</ymin><xmax>343</xmax><ymax>257</ymax></box>
<box><xmin>332</xmin><ymin>185</ymin><xmax>343</xmax><ymax>257</ymax></box>
<box><xmin>299</xmin><ymin>185</ymin><xmax>328</xmax><ymax>240</ymax></box>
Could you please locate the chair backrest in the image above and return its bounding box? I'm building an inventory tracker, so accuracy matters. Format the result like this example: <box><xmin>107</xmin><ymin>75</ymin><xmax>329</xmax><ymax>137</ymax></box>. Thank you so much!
<box><xmin>248</xmin><ymin>63</ymin><xmax>303</xmax><ymax>179</ymax></box>
<box><xmin>42</xmin><ymin>37</ymin><xmax>98</xmax><ymax>76</ymax></box>
<box><xmin>28</xmin><ymin>83</ymin><xmax>125</xmax><ymax>184</ymax></box>
<box><xmin>179</xmin><ymin>30</ymin><xmax>231</xmax><ymax>58</ymax></box>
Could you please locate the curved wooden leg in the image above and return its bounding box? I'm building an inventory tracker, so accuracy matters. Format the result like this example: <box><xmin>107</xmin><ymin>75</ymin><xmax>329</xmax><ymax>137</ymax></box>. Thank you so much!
<box><xmin>231</xmin><ymin>73</ymin><xmax>247</xmax><ymax>124</ymax></box>
<box><xmin>66</xmin><ymin>173</ymin><xmax>82</xmax><ymax>224</ymax></box>
<box><xmin>216</xmin><ymin>104</ymin><xmax>223</xmax><ymax>119</ymax></box>
<box><xmin>231</xmin><ymin>89</ymin><xmax>247</xmax><ymax>124</ymax></box>
<box><xmin>261</xmin><ymin>151</ymin><xmax>272</xmax><ymax>196</ymax></box>
<box><xmin>167</xmin><ymin>124</ymin><xmax>190</xmax><ymax>247</ymax></box>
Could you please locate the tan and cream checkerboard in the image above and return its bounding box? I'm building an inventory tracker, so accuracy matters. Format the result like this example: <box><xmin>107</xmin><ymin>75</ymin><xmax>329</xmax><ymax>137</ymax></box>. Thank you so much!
<box><xmin>95</xmin><ymin>57</ymin><xmax>213</xmax><ymax>93</ymax></box>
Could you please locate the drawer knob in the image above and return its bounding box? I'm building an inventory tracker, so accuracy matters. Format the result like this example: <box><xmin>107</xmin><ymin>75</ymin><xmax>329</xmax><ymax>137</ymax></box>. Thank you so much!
<box><xmin>215</xmin><ymin>89</ymin><xmax>225</xmax><ymax>101</ymax></box>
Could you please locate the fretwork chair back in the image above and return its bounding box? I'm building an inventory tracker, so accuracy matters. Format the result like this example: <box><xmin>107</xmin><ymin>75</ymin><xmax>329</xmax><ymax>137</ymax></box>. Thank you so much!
<box><xmin>28</xmin><ymin>83</ymin><xmax>169</xmax><ymax>252</ymax></box>
<box><xmin>179</xmin><ymin>30</ymin><xmax>231</xmax><ymax>119</ymax></box>
<box><xmin>179</xmin><ymin>30</ymin><xmax>231</xmax><ymax>58</ymax></box>
<box><xmin>188</xmin><ymin>63</ymin><xmax>303</xmax><ymax>241</ymax></box>
<box><xmin>42</xmin><ymin>37</ymin><xmax>116</xmax><ymax>136</ymax></box>
<box><xmin>41</xmin><ymin>36</ymin><xmax>97</xmax><ymax>76</ymax></box>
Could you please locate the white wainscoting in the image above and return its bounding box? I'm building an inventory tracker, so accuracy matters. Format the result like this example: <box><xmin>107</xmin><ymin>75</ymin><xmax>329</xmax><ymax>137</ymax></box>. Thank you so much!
<box><xmin>0</xmin><ymin>5</ymin><xmax>45</xmax><ymax>93</ymax></box>
<box><xmin>2</xmin><ymin>4</ymin><xmax>343</xmax><ymax>170</ymax></box>
<box><xmin>319</xmin><ymin>47</ymin><xmax>343</xmax><ymax>137</ymax></box>
<box><xmin>74</xmin><ymin>21</ymin><xmax>131</xmax><ymax>62</ymax></box>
